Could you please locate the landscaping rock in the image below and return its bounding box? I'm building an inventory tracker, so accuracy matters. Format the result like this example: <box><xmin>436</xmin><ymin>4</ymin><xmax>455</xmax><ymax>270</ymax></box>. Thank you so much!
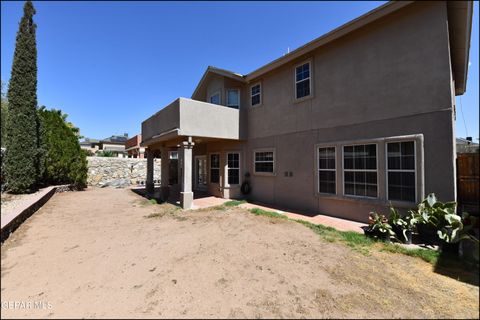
<box><xmin>87</xmin><ymin>157</ymin><xmax>161</xmax><ymax>187</ymax></box>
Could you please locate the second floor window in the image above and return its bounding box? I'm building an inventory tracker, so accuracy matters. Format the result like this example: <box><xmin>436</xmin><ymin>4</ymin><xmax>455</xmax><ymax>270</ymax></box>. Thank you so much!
<box><xmin>226</xmin><ymin>89</ymin><xmax>240</xmax><ymax>109</ymax></box>
<box><xmin>251</xmin><ymin>84</ymin><xmax>261</xmax><ymax>106</ymax></box>
<box><xmin>295</xmin><ymin>62</ymin><xmax>311</xmax><ymax>99</ymax></box>
<box><xmin>210</xmin><ymin>92</ymin><xmax>220</xmax><ymax>105</ymax></box>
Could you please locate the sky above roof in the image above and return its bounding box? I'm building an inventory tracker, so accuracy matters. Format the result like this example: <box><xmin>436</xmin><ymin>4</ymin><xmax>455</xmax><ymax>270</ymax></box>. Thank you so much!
<box><xmin>1</xmin><ymin>1</ymin><xmax>478</xmax><ymax>141</ymax></box>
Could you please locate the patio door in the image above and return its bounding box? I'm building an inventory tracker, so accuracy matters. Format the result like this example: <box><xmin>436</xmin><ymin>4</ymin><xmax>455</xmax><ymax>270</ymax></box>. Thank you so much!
<box><xmin>194</xmin><ymin>155</ymin><xmax>207</xmax><ymax>191</ymax></box>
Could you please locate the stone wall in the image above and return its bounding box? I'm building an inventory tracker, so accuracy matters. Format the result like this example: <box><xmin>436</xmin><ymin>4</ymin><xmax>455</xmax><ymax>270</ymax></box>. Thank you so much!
<box><xmin>87</xmin><ymin>156</ymin><xmax>161</xmax><ymax>187</ymax></box>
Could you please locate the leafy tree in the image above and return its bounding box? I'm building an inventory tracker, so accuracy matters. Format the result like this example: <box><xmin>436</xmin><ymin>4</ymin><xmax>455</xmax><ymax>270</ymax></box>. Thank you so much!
<box><xmin>4</xmin><ymin>1</ymin><xmax>40</xmax><ymax>193</ymax></box>
<box><xmin>38</xmin><ymin>107</ymin><xmax>87</xmax><ymax>188</ymax></box>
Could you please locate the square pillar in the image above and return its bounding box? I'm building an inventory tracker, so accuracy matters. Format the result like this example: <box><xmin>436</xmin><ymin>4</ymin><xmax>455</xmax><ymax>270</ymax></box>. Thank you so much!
<box><xmin>180</xmin><ymin>137</ymin><xmax>195</xmax><ymax>209</ymax></box>
<box><xmin>160</xmin><ymin>147</ymin><xmax>170</xmax><ymax>201</ymax></box>
<box><xmin>146</xmin><ymin>148</ymin><xmax>154</xmax><ymax>194</ymax></box>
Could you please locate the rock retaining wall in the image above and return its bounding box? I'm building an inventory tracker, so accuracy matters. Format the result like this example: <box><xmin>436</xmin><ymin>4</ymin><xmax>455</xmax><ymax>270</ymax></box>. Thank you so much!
<box><xmin>87</xmin><ymin>157</ymin><xmax>161</xmax><ymax>187</ymax></box>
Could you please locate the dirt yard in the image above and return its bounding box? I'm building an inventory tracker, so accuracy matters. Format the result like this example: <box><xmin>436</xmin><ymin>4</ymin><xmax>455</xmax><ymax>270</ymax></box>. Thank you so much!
<box><xmin>1</xmin><ymin>188</ymin><xmax>478</xmax><ymax>319</ymax></box>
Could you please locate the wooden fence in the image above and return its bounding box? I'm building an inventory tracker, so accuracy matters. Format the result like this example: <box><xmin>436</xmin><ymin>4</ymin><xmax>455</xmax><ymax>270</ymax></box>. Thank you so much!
<box><xmin>457</xmin><ymin>153</ymin><xmax>479</xmax><ymax>215</ymax></box>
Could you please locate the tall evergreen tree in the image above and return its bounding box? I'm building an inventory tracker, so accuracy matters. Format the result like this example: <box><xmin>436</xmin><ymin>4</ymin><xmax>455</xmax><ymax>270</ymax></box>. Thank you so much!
<box><xmin>4</xmin><ymin>1</ymin><xmax>39</xmax><ymax>193</ymax></box>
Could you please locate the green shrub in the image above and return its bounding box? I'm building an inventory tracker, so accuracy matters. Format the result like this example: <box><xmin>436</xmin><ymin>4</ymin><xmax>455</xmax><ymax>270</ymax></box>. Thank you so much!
<box><xmin>97</xmin><ymin>150</ymin><xmax>116</xmax><ymax>157</ymax></box>
<box><xmin>38</xmin><ymin>107</ymin><xmax>87</xmax><ymax>189</ymax></box>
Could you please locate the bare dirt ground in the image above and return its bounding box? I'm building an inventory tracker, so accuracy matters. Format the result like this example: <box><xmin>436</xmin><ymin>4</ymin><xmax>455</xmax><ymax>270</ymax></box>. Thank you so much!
<box><xmin>1</xmin><ymin>187</ymin><xmax>478</xmax><ymax>319</ymax></box>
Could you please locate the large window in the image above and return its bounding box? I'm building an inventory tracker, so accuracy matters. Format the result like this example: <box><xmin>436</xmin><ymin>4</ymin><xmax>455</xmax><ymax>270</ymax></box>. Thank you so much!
<box><xmin>226</xmin><ymin>89</ymin><xmax>240</xmax><ymax>109</ymax></box>
<box><xmin>227</xmin><ymin>153</ymin><xmax>240</xmax><ymax>185</ymax></box>
<box><xmin>254</xmin><ymin>150</ymin><xmax>274</xmax><ymax>174</ymax></box>
<box><xmin>210</xmin><ymin>92</ymin><xmax>220</xmax><ymax>105</ymax></box>
<box><xmin>251</xmin><ymin>83</ymin><xmax>261</xmax><ymax>106</ymax></box>
<box><xmin>318</xmin><ymin>147</ymin><xmax>336</xmax><ymax>194</ymax></box>
<box><xmin>295</xmin><ymin>62</ymin><xmax>311</xmax><ymax>99</ymax></box>
<box><xmin>387</xmin><ymin>141</ymin><xmax>416</xmax><ymax>202</ymax></box>
<box><xmin>210</xmin><ymin>154</ymin><xmax>220</xmax><ymax>184</ymax></box>
<box><xmin>343</xmin><ymin>144</ymin><xmax>377</xmax><ymax>198</ymax></box>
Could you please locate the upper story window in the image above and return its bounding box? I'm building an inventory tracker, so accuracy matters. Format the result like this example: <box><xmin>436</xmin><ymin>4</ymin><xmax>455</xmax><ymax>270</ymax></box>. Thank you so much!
<box><xmin>387</xmin><ymin>141</ymin><xmax>416</xmax><ymax>202</ymax></box>
<box><xmin>226</xmin><ymin>89</ymin><xmax>240</xmax><ymax>109</ymax></box>
<box><xmin>295</xmin><ymin>62</ymin><xmax>311</xmax><ymax>99</ymax></box>
<box><xmin>210</xmin><ymin>92</ymin><xmax>220</xmax><ymax>105</ymax></box>
<box><xmin>250</xmin><ymin>83</ymin><xmax>261</xmax><ymax>107</ymax></box>
<box><xmin>343</xmin><ymin>144</ymin><xmax>377</xmax><ymax>198</ymax></box>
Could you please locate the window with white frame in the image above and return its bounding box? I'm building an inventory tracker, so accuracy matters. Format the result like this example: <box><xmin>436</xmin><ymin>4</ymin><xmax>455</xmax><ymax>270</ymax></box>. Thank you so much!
<box><xmin>226</xmin><ymin>89</ymin><xmax>240</xmax><ymax>109</ymax></box>
<box><xmin>318</xmin><ymin>147</ymin><xmax>336</xmax><ymax>194</ymax></box>
<box><xmin>210</xmin><ymin>92</ymin><xmax>220</xmax><ymax>105</ymax></box>
<box><xmin>227</xmin><ymin>153</ymin><xmax>240</xmax><ymax>185</ymax></box>
<box><xmin>251</xmin><ymin>83</ymin><xmax>261</xmax><ymax>106</ymax></box>
<box><xmin>387</xmin><ymin>141</ymin><xmax>416</xmax><ymax>202</ymax></box>
<box><xmin>295</xmin><ymin>62</ymin><xmax>311</xmax><ymax>99</ymax></box>
<box><xmin>254</xmin><ymin>150</ymin><xmax>274</xmax><ymax>174</ymax></box>
<box><xmin>210</xmin><ymin>154</ymin><xmax>220</xmax><ymax>184</ymax></box>
<box><xmin>343</xmin><ymin>144</ymin><xmax>377</xmax><ymax>197</ymax></box>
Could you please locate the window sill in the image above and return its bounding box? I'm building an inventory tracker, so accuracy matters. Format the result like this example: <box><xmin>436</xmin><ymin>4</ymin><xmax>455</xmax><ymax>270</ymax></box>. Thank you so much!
<box><xmin>293</xmin><ymin>94</ymin><xmax>314</xmax><ymax>104</ymax></box>
<box><xmin>253</xmin><ymin>172</ymin><xmax>276</xmax><ymax>177</ymax></box>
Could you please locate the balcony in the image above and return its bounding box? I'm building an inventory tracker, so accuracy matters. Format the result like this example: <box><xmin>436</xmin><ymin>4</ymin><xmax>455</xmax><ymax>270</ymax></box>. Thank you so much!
<box><xmin>141</xmin><ymin>98</ymin><xmax>240</xmax><ymax>146</ymax></box>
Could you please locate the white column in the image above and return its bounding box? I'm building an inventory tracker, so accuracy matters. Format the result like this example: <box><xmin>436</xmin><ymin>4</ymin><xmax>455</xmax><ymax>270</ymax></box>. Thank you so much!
<box><xmin>146</xmin><ymin>148</ymin><xmax>154</xmax><ymax>194</ymax></box>
<box><xmin>180</xmin><ymin>137</ymin><xmax>195</xmax><ymax>209</ymax></box>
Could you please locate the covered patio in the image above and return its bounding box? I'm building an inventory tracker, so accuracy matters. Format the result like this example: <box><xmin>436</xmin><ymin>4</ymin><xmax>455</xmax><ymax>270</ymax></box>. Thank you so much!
<box><xmin>141</xmin><ymin>97</ymin><xmax>242</xmax><ymax>209</ymax></box>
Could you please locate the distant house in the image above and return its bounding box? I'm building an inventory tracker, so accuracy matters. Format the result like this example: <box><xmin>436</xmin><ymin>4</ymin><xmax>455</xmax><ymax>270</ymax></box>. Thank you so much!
<box><xmin>79</xmin><ymin>138</ymin><xmax>101</xmax><ymax>154</ymax></box>
<box><xmin>79</xmin><ymin>133</ymin><xmax>129</xmax><ymax>157</ymax></box>
<box><xmin>125</xmin><ymin>134</ymin><xmax>145</xmax><ymax>158</ymax></box>
<box><xmin>456</xmin><ymin>138</ymin><xmax>479</xmax><ymax>154</ymax></box>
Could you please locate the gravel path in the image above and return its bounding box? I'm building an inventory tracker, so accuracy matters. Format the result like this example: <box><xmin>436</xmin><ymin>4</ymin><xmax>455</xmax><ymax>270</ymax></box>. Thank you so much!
<box><xmin>1</xmin><ymin>187</ymin><xmax>478</xmax><ymax>318</ymax></box>
<box><xmin>1</xmin><ymin>188</ymin><xmax>48</xmax><ymax>215</ymax></box>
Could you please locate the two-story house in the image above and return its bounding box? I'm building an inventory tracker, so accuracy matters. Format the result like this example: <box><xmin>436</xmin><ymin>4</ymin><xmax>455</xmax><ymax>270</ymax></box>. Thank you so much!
<box><xmin>141</xmin><ymin>1</ymin><xmax>472</xmax><ymax>222</ymax></box>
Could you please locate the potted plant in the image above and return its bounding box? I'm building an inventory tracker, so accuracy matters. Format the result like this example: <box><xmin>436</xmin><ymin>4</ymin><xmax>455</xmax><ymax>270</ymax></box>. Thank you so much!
<box><xmin>388</xmin><ymin>207</ymin><xmax>408</xmax><ymax>243</ymax></box>
<box><xmin>366</xmin><ymin>212</ymin><xmax>395</xmax><ymax>242</ymax></box>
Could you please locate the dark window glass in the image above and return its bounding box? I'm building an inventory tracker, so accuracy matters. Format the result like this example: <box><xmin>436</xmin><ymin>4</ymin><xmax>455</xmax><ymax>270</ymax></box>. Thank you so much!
<box><xmin>387</xmin><ymin>141</ymin><xmax>415</xmax><ymax>202</ymax></box>
<box><xmin>251</xmin><ymin>85</ymin><xmax>261</xmax><ymax>106</ymax></box>
<box><xmin>210</xmin><ymin>154</ymin><xmax>220</xmax><ymax>183</ymax></box>
<box><xmin>318</xmin><ymin>147</ymin><xmax>336</xmax><ymax>194</ymax></box>
<box><xmin>343</xmin><ymin>144</ymin><xmax>377</xmax><ymax>197</ymax></box>
<box><xmin>296</xmin><ymin>80</ymin><xmax>310</xmax><ymax>99</ymax></box>
<box><xmin>255</xmin><ymin>151</ymin><xmax>274</xmax><ymax>173</ymax></box>
<box><xmin>210</xmin><ymin>93</ymin><xmax>220</xmax><ymax>105</ymax></box>
<box><xmin>295</xmin><ymin>63</ymin><xmax>311</xmax><ymax>99</ymax></box>
<box><xmin>227</xmin><ymin>153</ymin><xmax>240</xmax><ymax>185</ymax></box>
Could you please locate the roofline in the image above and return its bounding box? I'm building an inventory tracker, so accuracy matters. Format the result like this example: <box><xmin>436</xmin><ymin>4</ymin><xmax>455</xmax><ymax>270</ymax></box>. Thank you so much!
<box><xmin>191</xmin><ymin>66</ymin><xmax>246</xmax><ymax>99</ymax></box>
<box><xmin>245</xmin><ymin>1</ymin><xmax>413</xmax><ymax>81</ymax></box>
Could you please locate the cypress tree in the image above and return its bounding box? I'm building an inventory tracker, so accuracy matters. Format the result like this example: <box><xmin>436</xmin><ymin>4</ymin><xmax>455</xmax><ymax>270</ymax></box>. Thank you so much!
<box><xmin>4</xmin><ymin>1</ymin><xmax>39</xmax><ymax>193</ymax></box>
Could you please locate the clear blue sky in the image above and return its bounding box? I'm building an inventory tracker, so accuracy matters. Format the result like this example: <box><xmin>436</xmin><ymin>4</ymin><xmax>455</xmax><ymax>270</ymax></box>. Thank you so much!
<box><xmin>1</xmin><ymin>1</ymin><xmax>478</xmax><ymax>141</ymax></box>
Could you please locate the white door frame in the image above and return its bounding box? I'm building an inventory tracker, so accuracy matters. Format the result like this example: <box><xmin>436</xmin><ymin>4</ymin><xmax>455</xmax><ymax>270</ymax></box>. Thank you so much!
<box><xmin>194</xmin><ymin>155</ymin><xmax>207</xmax><ymax>191</ymax></box>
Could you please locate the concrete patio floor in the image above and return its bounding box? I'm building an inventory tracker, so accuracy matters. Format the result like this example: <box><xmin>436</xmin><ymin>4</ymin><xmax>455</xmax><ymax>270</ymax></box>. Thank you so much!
<box><xmin>186</xmin><ymin>195</ymin><xmax>367</xmax><ymax>233</ymax></box>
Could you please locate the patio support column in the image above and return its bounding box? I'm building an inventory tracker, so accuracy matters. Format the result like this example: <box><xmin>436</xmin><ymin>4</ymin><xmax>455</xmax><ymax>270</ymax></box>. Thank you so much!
<box><xmin>146</xmin><ymin>148</ymin><xmax>154</xmax><ymax>194</ymax></box>
<box><xmin>180</xmin><ymin>137</ymin><xmax>195</xmax><ymax>209</ymax></box>
<box><xmin>160</xmin><ymin>147</ymin><xmax>170</xmax><ymax>201</ymax></box>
